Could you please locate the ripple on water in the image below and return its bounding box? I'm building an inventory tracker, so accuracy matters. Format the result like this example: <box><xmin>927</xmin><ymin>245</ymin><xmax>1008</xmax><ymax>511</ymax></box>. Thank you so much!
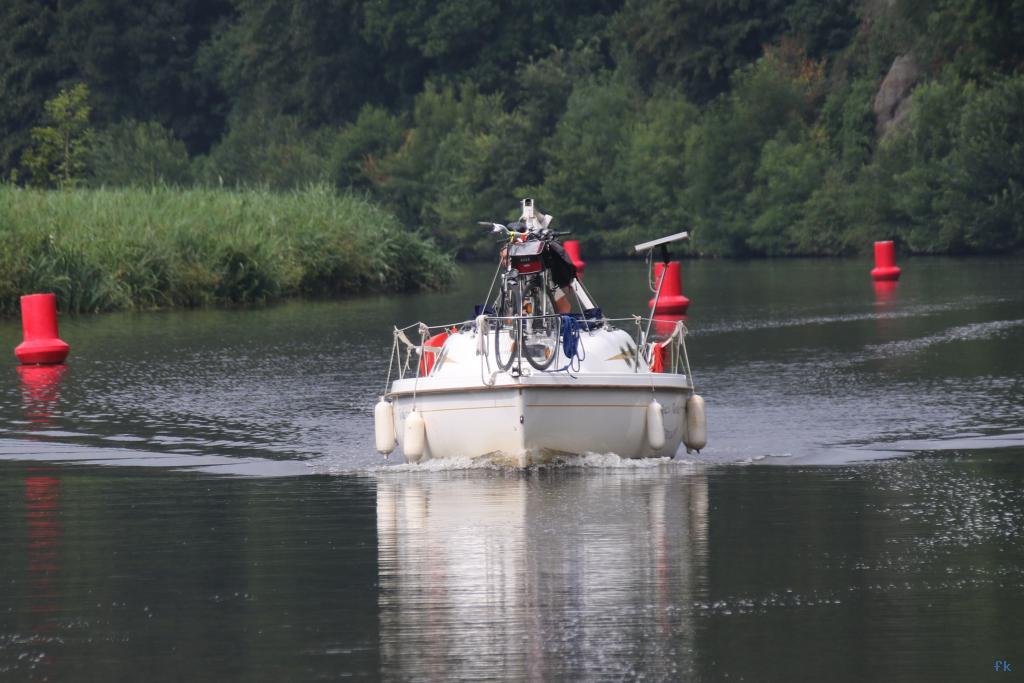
<box><xmin>866</xmin><ymin>457</ymin><xmax>1024</xmax><ymax>550</ymax></box>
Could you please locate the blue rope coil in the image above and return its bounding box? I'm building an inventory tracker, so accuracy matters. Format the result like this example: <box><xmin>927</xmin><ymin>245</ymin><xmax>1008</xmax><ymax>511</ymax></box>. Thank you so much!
<box><xmin>556</xmin><ymin>314</ymin><xmax>585</xmax><ymax>373</ymax></box>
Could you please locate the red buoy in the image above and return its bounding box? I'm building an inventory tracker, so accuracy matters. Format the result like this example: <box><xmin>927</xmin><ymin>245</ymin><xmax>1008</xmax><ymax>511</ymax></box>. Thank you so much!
<box><xmin>653</xmin><ymin>313</ymin><xmax>687</xmax><ymax>338</ymax></box>
<box><xmin>871</xmin><ymin>241</ymin><xmax>901</xmax><ymax>281</ymax></box>
<box><xmin>15</xmin><ymin>294</ymin><xmax>69</xmax><ymax>365</ymax></box>
<box><xmin>563</xmin><ymin>240</ymin><xmax>586</xmax><ymax>278</ymax></box>
<box><xmin>649</xmin><ymin>262</ymin><xmax>689</xmax><ymax>314</ymax></box>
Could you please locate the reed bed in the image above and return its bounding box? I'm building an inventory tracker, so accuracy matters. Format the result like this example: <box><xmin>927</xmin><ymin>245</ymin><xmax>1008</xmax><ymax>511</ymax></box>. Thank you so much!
<box><xmin>0</xmin><ymin>185</ymin><xmax>455</xmax><ymax>315</ymax></box>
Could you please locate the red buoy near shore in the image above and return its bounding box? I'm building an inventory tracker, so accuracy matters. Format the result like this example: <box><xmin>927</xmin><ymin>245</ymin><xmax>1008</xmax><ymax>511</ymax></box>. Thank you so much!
<box><xmin>563</xmin><ymin>240</ymin><xmax>586</xmax><ymax>278</ymax></box>
<box><xmin>653</xmin><ymin>313</ymin><xmax>687</xmax><ymax>338</ymax></box>
<box><xmin>871</xmin><ymin>241</ymin><xmax>901</xmax><ymax>281</ymax></box>
<box><xmin>14</xmin><ymin>294</ymin><xmax>69</xmax><ymax>365</ymax></box>
<box><xmin>649</xmin><ymin>262</ymin><xmax>690</xmax><ymax>314</ymax></box>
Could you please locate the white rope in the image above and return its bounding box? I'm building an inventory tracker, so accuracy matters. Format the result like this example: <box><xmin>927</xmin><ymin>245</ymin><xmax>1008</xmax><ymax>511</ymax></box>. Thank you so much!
<box><xmin>646</xmin><ymin>250</ymin><xmax>656</xmax><ymax>293</ymax></box>
<box><xmin>482</xmin><ymin>260</ymin><xmax>503</xmax><ymax>312</ymax></box>
<box><xmin>680</xmin><ymin>329</ymin><xmax>695</xmax><ymax>388</ymax></box>
<box><xmin>383</xmin><ymin>334</ymin><xmax>397</xmax><ymax>395</ymax></box>
<box><xmin>394</xmin><ymin>327</ymin><xmax>418</xmax><ymax>349</ymax></box>
<box><xmin>473</xmin><ymin>314</ymin><xmax>495</xmax><ymax>386</ymax></box>
<box><xmin>660</xmin><ymin>318</ymin><xmax>687</xmax><ymax>345</ymax></box>
<box><xmin>632</xmin><ymin>316</ymin><xmax>644</xmax><ymax>372</ymax></box>
<box><xmin>391</xmin><ymin>328</ymin><xmax>416</xmax><ymax>378</ymax></box>
<box><xmin>480</xmin><ymin>351</ymin><xmax>498</xmax><ymax>387</ymax></box>
<box><xmin>395</xmin><ymin>318</ymin><xmax>471</xmax><ymax>334</ymax></box>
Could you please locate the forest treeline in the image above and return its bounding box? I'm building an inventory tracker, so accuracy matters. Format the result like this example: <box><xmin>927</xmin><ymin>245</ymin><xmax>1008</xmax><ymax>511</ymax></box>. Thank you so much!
<box><xmin>2</xmin><ymin>0</ymin><xmax>1023</xmax><ymax>259</ymax></box>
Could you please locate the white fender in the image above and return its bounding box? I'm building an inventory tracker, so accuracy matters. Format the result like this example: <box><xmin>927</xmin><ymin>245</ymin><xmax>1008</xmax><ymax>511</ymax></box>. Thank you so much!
<box><xmin>646</xmin><ymin>398</ymin><xmax>666</xmax><ymax>450</ymax></box>
<box><xmin>684</xmin><ymin>394</ymin><xmax>707</xmax><ymax>452</ymax></box>
<box><xmin>404</xmin><ymin>410</ymin><xmax>426</xmax><ymax>463</ymax></box>
<box><xmin>374</xmin><ymin>398</ymin><xmax>397</xmax><ymax>454</ymax></box>
<box><xmin>475</xmin><ymin>314</ymin><xmax>488</xmax><ymax>355</ymax></box>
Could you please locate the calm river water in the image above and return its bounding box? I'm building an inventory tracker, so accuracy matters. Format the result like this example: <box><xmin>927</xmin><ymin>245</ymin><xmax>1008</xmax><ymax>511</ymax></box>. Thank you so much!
<box><xmin>1</xmin><ymin>257</ymin><xmax>1022</xmax><ymax>680</ymax></box>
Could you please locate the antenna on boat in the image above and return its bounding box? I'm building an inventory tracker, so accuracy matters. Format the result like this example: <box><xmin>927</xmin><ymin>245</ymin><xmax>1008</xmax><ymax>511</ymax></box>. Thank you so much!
<box><xmin>634</xmin><ymin>231</ymin><xmax>689</xmax><ymax>262</ymax></box>
<box><xmin>634</xmin><ymin>231</ymin><xmax>690</xmax><ymax>352</ymax></box>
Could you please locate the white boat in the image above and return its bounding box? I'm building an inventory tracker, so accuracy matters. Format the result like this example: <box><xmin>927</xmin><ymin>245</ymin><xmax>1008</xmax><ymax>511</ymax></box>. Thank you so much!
<box><xmin>374</xmin><ymin>200</ymin><xmax>707</xmax><ymax>467</ymax></box>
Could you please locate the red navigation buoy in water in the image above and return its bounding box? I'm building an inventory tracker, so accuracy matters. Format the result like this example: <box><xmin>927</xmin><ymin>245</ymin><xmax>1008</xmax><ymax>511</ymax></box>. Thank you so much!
<box><xmin>653</xmin><ymin>313</ymin><xmax>687</xmax><ymax>339</ymax></box>
<box><xmin>649</xmin><ymin>262</ymin><xmax>690</xmax><ymax>314</ymax></box>
<box><xmin>563</xmin><ymin>240</ymin><xmax>586</xmax><ymax>278</ymax></box>
<box><xmin>15</xmin><ymin>294</ymin><xmax>69</xmax><ymax>365</ymax></box>
<box><xmin>871</xmin><ymin>240</ymin><xmax>901</xmax><ymax>281</ymax></box>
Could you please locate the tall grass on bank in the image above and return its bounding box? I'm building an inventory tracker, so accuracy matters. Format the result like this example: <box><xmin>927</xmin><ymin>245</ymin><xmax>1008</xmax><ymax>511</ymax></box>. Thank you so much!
<box><xmin>0</xmin><ymin>185</ymin><xmax>455</xmax><ymax>315</ymax></box>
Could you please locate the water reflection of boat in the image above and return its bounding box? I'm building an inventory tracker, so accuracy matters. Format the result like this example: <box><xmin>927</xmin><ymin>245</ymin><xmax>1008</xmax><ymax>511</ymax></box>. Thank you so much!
<box><xmin>375</xmin><ymin>199</ymin><xmax>707</xmax><ymax>466</ymax></box>
<box><xmin>376</xmin><ymin>471</ymin><xmax>709</xmax><ymax>679</ymax></box>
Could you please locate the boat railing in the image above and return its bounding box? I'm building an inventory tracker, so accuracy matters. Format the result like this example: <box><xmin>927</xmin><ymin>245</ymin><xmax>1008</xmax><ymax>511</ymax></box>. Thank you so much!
<box><xmin>384</xmin><ymin>314</ymin><xmax>692</xmax><ymax>384</ymax></box>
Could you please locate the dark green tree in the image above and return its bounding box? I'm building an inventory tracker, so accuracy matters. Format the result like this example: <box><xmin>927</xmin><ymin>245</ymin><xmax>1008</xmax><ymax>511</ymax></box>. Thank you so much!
<box><xmin>746</xmin><ymin>131</ymin><xmax>827</xmax><ymax>255</ymax></box>
<box><xmin>200</xmin><ymin>0</ymin><xmax>386</xmax><ymax>129</ymax></box>
<box><xmin>684</xmin><ymin>49</ymin><xmax>815</xmax><ymax>255</ymax></box>
<box><xmin>362</xmin><ymin>0</ymin><xmax>620</xmax><ymax>101</ymax></box>
<box><xmin>371</xmin><ymin>83</ymin><xmax>527</xmax><ymax>255</ymax></box>
<box><xmin>613</xmin><ymin>0</ymin><xmax>791</xmax><ymax>101</ymax></box>
<box><xmin>58</xmin><ymin>0</ymin><xmax>231</xmax><ymax>152</ymax></box>
<box><xmin>511</xmin><ymin>40</ymin><xmax>609</xmax><ymax>189</ymax></box>
<box><xmin>195</xmin><ymin>110</ymin><xmax>332</xmax><ymax>190</ymax></box>
<box><xmin>1</xmin><ymin>0</ymin><xmax>229</xmax><ymax>177</ymax></box>
<box><xmin>949</xmin><ymin>74</ymin><xmax>1024</xmax><ymax>251</ymax></box>
<box><xmin>602</xmin><ymin>92</ymin><xmax>700</xmax><ymax>252</ymax></box>
<box><xmin>914</xmin><ymin>0</ymin><xmax>1024</xmax><ymax>79</ymax></box>
<box><xmin>782</xmin><ymin>0</ymin><xmax>859</xmax><ymax>58</ymax></box>
<box><xmin>92</xmin><ymin>120</ymin><xmax>192</xmax><ymax>187</ymax></box>
<box><xmin>0</xmin><ymin>0</ymin><xmax>69</xmax><ymax>177</ymax></box>
<box><xmin>613</xmin><ymin>0</ymin><xmax>856</xmax><ymax>101</ymax></box>
<box><xmin>329</xmin><ymin>105</ymin><xmax>406</xmax><ymax>192</ymax></box>
<box><xmin>530</xmin><ymin>74</ymin><xmax>637</xmax><ymax>238</ymax></box>
<box><xmin>21</xmin><ymin>83</ymin><xmax>95</xmax><ymax>188</ymax></box>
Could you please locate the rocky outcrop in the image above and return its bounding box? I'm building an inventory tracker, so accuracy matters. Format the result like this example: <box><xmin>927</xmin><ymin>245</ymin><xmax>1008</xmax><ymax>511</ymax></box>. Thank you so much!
<box><xmin>873</xmin><ymin>54</ymin><xmax>921</xmax><ymax>137</ymax></box>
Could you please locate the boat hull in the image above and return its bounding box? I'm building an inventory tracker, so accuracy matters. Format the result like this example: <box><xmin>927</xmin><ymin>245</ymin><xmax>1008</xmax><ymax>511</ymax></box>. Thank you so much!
<box><xmin>388</xmin><ymin>376</ymin><xmax>691</xmax><ymax>466</ymax></box>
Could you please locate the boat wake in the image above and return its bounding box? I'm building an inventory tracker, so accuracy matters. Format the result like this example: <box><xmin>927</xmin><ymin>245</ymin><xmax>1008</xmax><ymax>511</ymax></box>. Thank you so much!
<box><xmin>692</xmin><ymin>297</ymin><xmax>1011</xmax><ymax>337</ymax></box>
<box><xmin>362</xmin><ymin>451</ymin><xmax>702</xmax><ymax>474</ymax></box>
<box><xmin>859</xmin><ymin>318</ymin><xmax>1024</xmax><ymax>359</ymax></box>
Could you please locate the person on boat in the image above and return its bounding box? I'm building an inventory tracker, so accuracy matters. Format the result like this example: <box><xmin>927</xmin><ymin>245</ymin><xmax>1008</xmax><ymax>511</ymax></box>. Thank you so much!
<box><xmin>542</xmin><ymin>239</ymin><xmax>577</xmax><ymax>314</ymax></box>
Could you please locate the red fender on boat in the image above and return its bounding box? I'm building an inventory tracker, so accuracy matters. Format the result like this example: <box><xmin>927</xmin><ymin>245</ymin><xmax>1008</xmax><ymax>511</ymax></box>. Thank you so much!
<box><xmin>419</xmin><ymin>331</ymin><xmax>450</xmax><ymax>376</ymax></box>
<box><xmin>650</xmin><ymin>342</ymin><xmax>666</xmax><ymax>373</ymax></box>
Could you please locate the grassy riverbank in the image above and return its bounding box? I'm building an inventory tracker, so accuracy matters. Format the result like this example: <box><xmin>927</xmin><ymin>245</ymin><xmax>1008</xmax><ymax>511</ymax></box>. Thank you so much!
<box><xmin>0</xmin><ymin>185</ymin><xmax>455</xmax><ymax>315</ymax></box>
